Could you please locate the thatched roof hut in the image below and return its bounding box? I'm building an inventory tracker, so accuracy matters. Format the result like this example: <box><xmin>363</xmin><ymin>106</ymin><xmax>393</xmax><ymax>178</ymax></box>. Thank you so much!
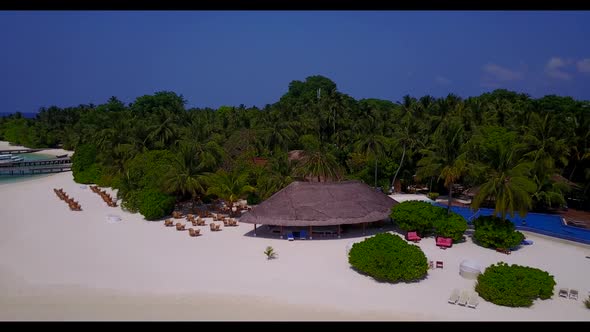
<box><xmin>240</xmin><ymin>181</ymin><xmax>398</xmax><ymax>227</ymax></box>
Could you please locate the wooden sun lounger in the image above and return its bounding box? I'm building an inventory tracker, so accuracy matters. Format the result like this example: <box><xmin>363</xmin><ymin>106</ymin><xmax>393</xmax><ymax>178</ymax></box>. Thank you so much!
<box><xmin>559</xmin><ymin>288</ymin><xmax>569</xmax><ymax>298</ymax></box>
<box><xmin>188</xmin><ymin>228</ymin><xmax>201</xmax><ymax>237</ymax></box>
<box><xmin>448</xmin><ymin>289</ymin><xmax>460</xmax><ymax>304</ymax></box>
<box><xmin>569</xmin><ymin>289</ymin><xmax>578</xmax><ymax>300</ymax></box>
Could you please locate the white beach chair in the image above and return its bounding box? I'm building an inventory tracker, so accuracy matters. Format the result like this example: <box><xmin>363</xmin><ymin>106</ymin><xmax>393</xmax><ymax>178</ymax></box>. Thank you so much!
<box><xmin>569</xmin><ymin>289</ymin><xmax>578</xmax><ymax>300</ymax></box>
<box><xmin>457</xmin><ymin>289</ymin><xmax>470</xmax><ymax>306</ymax></box>
<box><xmin>467</xmin><ymin>293</ymin><xmax>479</xmax><ymax>308</ymax></box>
<box><xmin>558</xmin><ymin>288</ymin><xmax>569</xmax><ymax>298</ymax></box>
<box><xmin>448</xmin><ymin>288</ymin><xmax>460</xmax><ymax>304</ymax></box>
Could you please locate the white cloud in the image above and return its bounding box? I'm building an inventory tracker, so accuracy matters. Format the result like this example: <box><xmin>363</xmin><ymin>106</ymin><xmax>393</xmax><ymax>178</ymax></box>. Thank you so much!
<box><xmin>576</xmin><ymin>58</ymin><xmax>590</xmax><ymax>73</ymax></box>
<box><xmin>482</xmin><ymin>63</ymin><xmax>524</xmax><ymax>81</ymax></box>
<box><xmin>435</xmin><ymin>75</ymin><xmax>451</xmax><ymax>85</ymax></box>
<box><xmin>545</xmin><ymin>57</ymin><xmax>573</xmax><ymax>80</ymax></box>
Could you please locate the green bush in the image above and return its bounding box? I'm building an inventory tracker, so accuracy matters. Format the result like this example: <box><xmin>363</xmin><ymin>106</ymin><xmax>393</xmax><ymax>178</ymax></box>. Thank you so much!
<box><xmin>390</xmin><ymin>201</ymin><xmax>439</xmax><ymax>235</ymax></box>
<box><xmin>427</xmin><ymin>192</ymin><xmax>439</xmax><ymax>200</ymax></box>
<box><xmin>348</xmin><ymin>233</ymin><xmax>428</xmax><ymax>283</ymax></box>
<box><xmin>473</xmin><ymin>215</ymin><xmax>525</xmax><ymax>249</ymax></box>
<box><xmin>121</xmin><ymin>190</ymin><xmax>141</xmax><ymax>213</ymax></box>
<box><xmin>138</xmin><ymin>188</ymin><xmax>176</xmax><ymax>220</ymax></box>
<box><xmin>73</xmin><ymin>163</ymin><xmax>102</xmax><ymax>184</ymax></box>
<box><xmin>584</xmin><ymin>296</ymin><xmax>590</xmax><ymax>309</ymax></box>
<box><xmin>72</xmin><ymin>143</ymin><xmax>102</xmax><ymax>184</ymax></box>
<box><xmin>433</xmin><ymin>213</ymin><xmax>468</xmax><ymax>242</ymax></box>
<box><xmin>124</xmin><ymin>150</ymin><xmax>177</xmax><ymax>191</ymax></box>
<box><xmin>390</xmin><ymin>201</ymin><xmax>467</xmax><ymax>241</ymax></box>
<box><xmin>475</xmin><ymin>262</ymin><xmax>556</xmax><ymax>307</ymax></box>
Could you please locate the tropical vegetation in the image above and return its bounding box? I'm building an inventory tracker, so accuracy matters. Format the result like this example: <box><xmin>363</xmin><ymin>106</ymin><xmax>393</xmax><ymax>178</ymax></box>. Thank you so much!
<box><xmin>472</xmin><ymin>215</ymin><xmax>525</xmax><ymax>249</ymax></box>
<box><xmin>348</xmin><ymin>233</ymin><xmax>428</xmax><ymax>283</ymax></box>
<box><xmin>390</xmin><ymin>201</ymin><xmax>467</xmax><ymax>241</ymax></box>
<box><xmin>475</xmin><ymin>262</ymin><xmax>556</xmax><ymax>307</ymax></box>
<box><xmin>1</xmin><ymin>76</ymin><xmax>589</xmax><ymax>220</ymax></box>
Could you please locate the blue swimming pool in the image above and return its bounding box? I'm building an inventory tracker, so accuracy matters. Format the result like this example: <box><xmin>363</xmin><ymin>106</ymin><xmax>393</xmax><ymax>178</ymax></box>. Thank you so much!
<box><xmin>433</xmin><ymin>204</ymin><xmax>590</xmax><ymax>245</ymax></box>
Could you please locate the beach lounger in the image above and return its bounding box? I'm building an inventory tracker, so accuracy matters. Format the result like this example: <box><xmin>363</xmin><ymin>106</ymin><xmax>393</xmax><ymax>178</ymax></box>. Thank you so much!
<box><xmin>457</xmin><ymin>289</ymin><xmax>470</xmax><ymax>306</ymax></box>
<box><xmin>287</xmin><ymin>232</ymin><xmax>294</xmax><ymax>241</ymax></box>
<box><xmin>558</xmin><ymin>288</ymin><xmax>569</xmax><ymax>298</ymax></box>
<box><xmin>448</xmin><ymin>289</ymin><xmax>460</xmax><ymax>304</ymax></box>
<box><xmin>406</xmin><ymin>231</ymin><xmax>421</xmax><ymax>242</ymax></box>
<box><xmin>436</xmin><ymin>236</ymin><xmax>452</xmax><ymax>249</ymax></box>
<box><xmin>569</xmin><ymin>289</ymin><xmax>578</xmax><ymax>300</ymax></box>
<box><xmin>436</xmin><ymin>261</ymin><xmax>444</xmax><ymax>269</ymax></box>
<box><xmin>467</xmin><ymin>293</ymin><xmax>479</xmax><ymax>308</ymax></box>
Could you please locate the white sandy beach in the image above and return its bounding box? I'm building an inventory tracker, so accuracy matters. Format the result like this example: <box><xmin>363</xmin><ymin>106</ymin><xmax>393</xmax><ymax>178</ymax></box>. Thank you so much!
<box><xmin>0</xmin><ymin>152</ymin><xmax>589</xmax><ymax>320</ymax></box>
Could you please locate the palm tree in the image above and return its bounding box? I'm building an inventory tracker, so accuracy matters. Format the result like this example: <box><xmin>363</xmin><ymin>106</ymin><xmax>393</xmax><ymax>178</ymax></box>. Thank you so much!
<box><xmin>162</xmin><ymin>142</ymin><xmax>206</xmax><ymax>211</ymax></box>
<box><xmin>416</xmin><ymin>117</ymin><xmax>466</xmax><ymax>212</ymax></box>
<box><xmin>294</xmin><ymin>148</ymin><xmax>343</xmax><ymax>182</ymax></box>
<box><xmin>471</xmin><ymin>143</ymin><xmax>537</xmax><ymax>220</ymax></box>
<box><xmin>523</xmin><ymin>113</ymin><xmax>571</xmax><ymax>209</ymax></box>
<box><xmin>204</xmin><ymin>169</ymin><xmax>255</xmax><ymax>215</ymax></box>
<box><xmin>354</xmin><ymin>112</ymin><xmax>387</xmax><ymax>189</ymax></box>
<box><xmin>145</xmin><ymin>108</ymin><xmax>179</xmax><ymax>149</ymax></box>
<box><xmin>390</xmin><ymin>114</ymin><xmax>423</xmax><ymax>192</ymax></box>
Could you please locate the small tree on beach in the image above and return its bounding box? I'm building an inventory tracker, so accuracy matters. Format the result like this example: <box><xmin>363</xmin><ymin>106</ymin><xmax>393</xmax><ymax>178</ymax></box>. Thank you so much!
<box><xmin>264</xmin><ymin>246</ymin><xmax>277</xmax><ymax>260</ymax></box>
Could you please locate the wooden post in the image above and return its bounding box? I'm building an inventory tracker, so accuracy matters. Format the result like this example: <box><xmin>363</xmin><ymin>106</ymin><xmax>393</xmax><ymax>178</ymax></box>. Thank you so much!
<box><xmin>309</xmin><ymin>225</ymin><xmax>313</xmax><ymax>240</ymax></box>
<box><xmin>254</xmin><ymin>224</ymin><xmax>257</xmax><ymax>236</ymax></box>
<box><xmin>280</xmin><ymin>225</ymin><xmax>283</xmax><ymax>239</ymax></box>
<box><xmin>338</xmin><ymin>224</ymin><xmax>341</xmax><ymax>238</ymax></box>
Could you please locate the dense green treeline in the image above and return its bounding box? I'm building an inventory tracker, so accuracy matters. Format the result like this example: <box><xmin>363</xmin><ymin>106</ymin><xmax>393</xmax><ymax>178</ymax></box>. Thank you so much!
<box><xmin>1</xmin><ymin>75</ymin><xmax>589</xmax><ymax>219</ymax></box>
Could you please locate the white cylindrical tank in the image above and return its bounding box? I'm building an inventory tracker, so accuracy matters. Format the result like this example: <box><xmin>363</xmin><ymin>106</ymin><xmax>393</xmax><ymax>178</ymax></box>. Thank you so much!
<box><xmin>459</xmin><ymin>259</ymin><xmax>482</xmax><ymax>279</ymax></box>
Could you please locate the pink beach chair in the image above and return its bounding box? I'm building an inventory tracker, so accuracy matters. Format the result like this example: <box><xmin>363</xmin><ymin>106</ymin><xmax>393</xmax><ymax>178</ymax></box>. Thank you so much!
<box><xmin>406</xmin><ymin>231</ymin><xmax>421</xmax><ymax>242</ymax></box>
<box><xmin>436</xmin><ymin>236</ymin><xmax>453</xmax><ymax>249</ymax></box>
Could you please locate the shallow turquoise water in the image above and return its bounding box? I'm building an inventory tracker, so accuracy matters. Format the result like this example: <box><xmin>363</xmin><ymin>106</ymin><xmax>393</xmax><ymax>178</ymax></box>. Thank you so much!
<box><xmin>0</xmin><ymin>153</ymin><xmax>61</xmax><ymax>185</ymax></box>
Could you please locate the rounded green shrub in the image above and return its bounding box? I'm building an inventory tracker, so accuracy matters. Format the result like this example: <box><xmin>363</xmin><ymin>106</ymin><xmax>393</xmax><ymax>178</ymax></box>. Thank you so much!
<box><xmin>138</xmin><ymin>188</ymin><xmax>176</xmax><ymax>220</ymax></box>
<box><xmin>433</xmin><ymin>212</ymin><xmax>468</xmax><ymax>242</ymax></box>
<box><xmin>348</xmin><ymin>233</ymin><xmax>428</xmax><ymax>283</ymax></box>
<box><xmin>473</xmin><ymin>215</ymin><xmax>525</xmax><ymax>249</ymax></box>
<box><xmin>390</xmin><ymin>201</ymin><xmax>439</xmax><ymax>235</ymax></box>
<box><xmin>584</xmin><ymin>296</ymin><xmax>590</xmax><ymax>309</ymax></box>
<box><xmin>390</xmin><ymin>201</ymin><xmax>467</xmax><ymax>241</ymax></box>
<box><xmin>427</xmin><ymin>192</ymin><xmax>439</xmax><ymax>200</ymax></box>
<box><xmin>475</xmin><ymin>262</ymin><xmax>556</xmax><ymax>307</ymax></box>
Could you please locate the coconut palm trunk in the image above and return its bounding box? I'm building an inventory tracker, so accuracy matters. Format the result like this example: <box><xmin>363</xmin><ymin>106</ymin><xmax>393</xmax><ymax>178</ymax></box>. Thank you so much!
<box><xmin>391</xmin><ymin>143</ymin><xmax>406</xmax><ymax>193</ymax></box>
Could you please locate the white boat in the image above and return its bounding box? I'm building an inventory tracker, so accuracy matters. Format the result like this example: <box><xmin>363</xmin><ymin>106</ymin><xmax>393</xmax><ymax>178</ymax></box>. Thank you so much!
<box><xmin>0</xmin><ymin>154</ymin><xmax>25</xmax><ymax>164</ymax></box>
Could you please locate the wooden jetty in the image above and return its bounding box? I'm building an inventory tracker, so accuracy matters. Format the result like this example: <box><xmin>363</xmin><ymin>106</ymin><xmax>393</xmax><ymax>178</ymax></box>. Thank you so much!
<box><xmin>0</xmin><ymin>156</ymin><xmax>72</xmax><ymax>176</ymax></box>
<box><xmin>0</xmin><ymin>149</ymin><xmax>44</xmax><ymax>155</ymax></box>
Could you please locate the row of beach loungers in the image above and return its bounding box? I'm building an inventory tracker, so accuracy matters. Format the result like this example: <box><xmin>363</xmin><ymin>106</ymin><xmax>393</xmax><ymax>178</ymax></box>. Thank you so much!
<box><xmin>89</xmin><ymin>185</ymin><xmax>117</xmax><ymax>207</ymax></box>
<box><xmin>163</xmin><ymin>213</ymin><xmax>239</xmax><ymax>238</ymax></box>
<box><xmin>448</xmin><ymin>289</ymin><xmax>479</xmax><ymax>308</ymax></box>
<box><xmin>53</xmin><ymin>188</ymin><xmax>81</xmax><ymax>211</ymax></box>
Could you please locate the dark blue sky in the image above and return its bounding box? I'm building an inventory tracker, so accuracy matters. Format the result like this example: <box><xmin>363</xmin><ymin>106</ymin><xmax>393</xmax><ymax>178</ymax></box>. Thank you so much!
<box><xmin>1</xmin><ymin>11</ymin><xmax>590</xmax><ymax>113</ymax></box>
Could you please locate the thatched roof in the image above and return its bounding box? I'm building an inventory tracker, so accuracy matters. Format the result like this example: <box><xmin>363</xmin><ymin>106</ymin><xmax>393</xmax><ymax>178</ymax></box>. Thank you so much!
<box><xmin>239</xmin><ymin>181</ymin><xmax>398</xmax><ymax>226</ymax></box>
